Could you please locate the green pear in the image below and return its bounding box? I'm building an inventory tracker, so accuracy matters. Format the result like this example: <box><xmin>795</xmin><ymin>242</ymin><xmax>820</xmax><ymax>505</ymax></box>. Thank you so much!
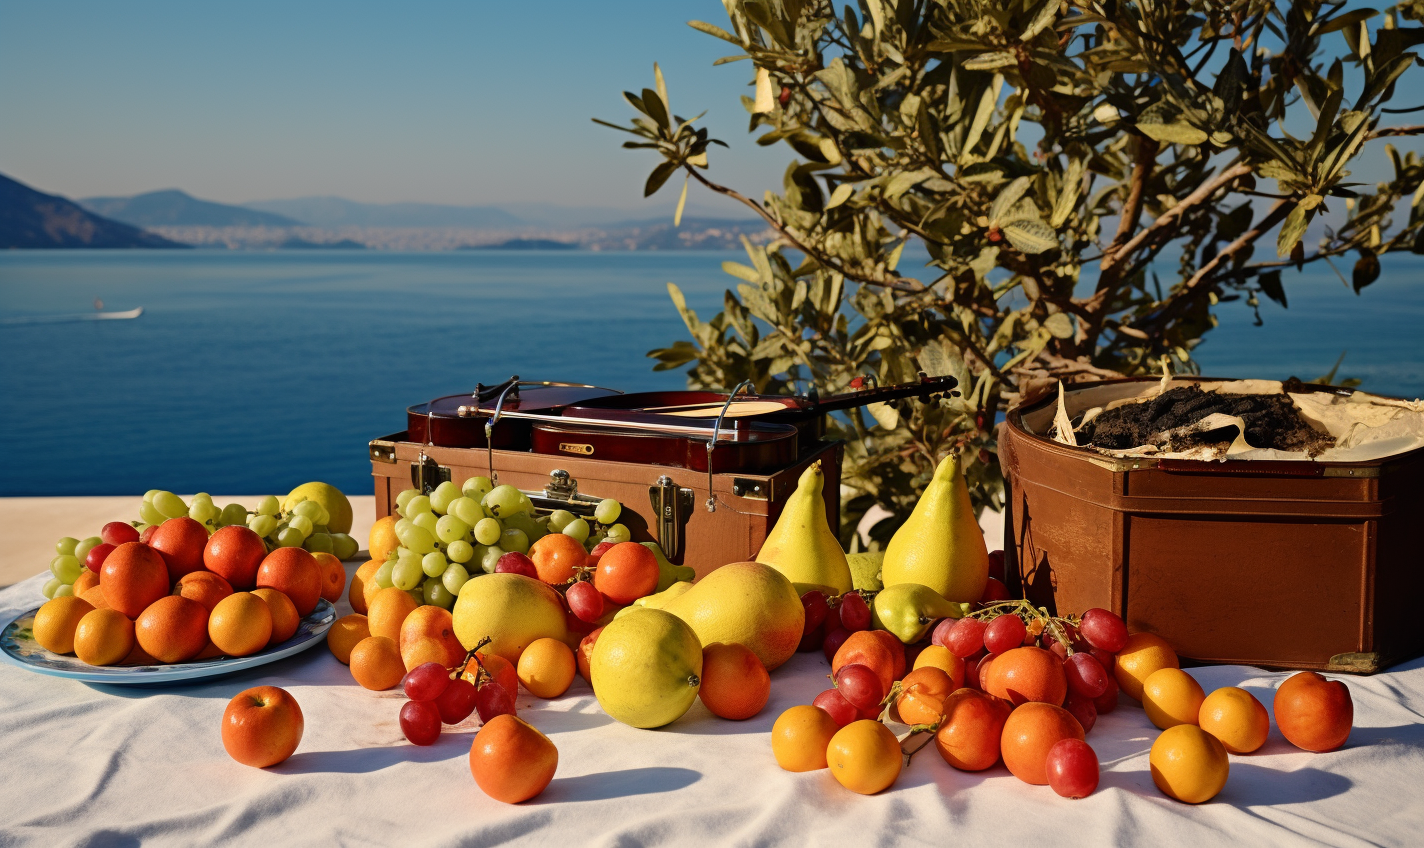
<box><xmin>880</xmin><ymin>453</ymin><xmax>989</xmax><ymax>603</ymax></box>
<box><xmin>641</xmin><ymin>541</ymin><xmax>697</xmax><ymax>592</ymax></box>
<box><xmin>846</xmin><ymin>550</ymin><xmax>884</xmax><ymax>592</ymax></box>
<box><xmin>871</xmin><ymin>583</ymin><xmax>971</xmax><ymax>644</ymax></box>
<box><xmin>755</xmin><ymin>461</ymin><xmax>852</xmax><ymax>596</ymax></box>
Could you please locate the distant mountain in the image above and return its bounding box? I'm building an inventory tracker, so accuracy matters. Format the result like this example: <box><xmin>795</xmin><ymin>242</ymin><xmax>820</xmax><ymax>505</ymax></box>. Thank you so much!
<box><xmin>80</xmin><ymin>189</ymin><xmax>301</xmax><ymax>228</ymax></box>
<box><xmin>242</xmin><ymin>197</ymin><xmax>524</xmax><ymax>228</ymax></box>
<box><xmin>463</xmin><ymin>238</ymin><xmax>577</xmax><ymax>250</ymax></box>
<box><xmin>0</xmin><ymin>173</ymin><xmax>184</xmax><ymax>249</ymax></box>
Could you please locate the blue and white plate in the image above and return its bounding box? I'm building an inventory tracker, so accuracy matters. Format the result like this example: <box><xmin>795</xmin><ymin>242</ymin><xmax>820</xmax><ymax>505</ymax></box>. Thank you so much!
<box><xmin>0</xmin><ymin>598</ymin><xmax>336</xmax><ymax>685</ymax></box>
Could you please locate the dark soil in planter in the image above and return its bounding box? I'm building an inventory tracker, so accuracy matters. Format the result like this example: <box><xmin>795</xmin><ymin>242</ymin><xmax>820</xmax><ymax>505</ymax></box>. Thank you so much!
<box><xmin>1079</xmin><ymin>385</ymin><xmax>1336</xmax><ymax>455</ymax></box>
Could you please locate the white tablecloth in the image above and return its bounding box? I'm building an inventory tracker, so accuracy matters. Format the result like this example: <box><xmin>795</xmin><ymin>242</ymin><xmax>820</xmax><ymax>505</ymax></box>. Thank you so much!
<box><xmin>2</xmin><ymin>563</ymin><xmax>1422</xmax><ymax>848</ymax></box>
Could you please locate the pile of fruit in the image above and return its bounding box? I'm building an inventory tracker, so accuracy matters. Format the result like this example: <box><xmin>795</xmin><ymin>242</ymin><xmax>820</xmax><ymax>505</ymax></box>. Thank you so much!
<box><xmin>29</xmin><ymin>484</ymin><xmax>352</xmax><ymax>667</ymax></box>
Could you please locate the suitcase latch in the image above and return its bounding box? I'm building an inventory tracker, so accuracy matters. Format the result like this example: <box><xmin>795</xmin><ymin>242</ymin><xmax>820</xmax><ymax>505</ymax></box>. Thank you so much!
<box><xmin>649</xmin><ymin>475</ymin><xmax>695</xmax><ymax>561</ymax></box>
<box><xmin>411</xmin><ymin>452</ymin><xmax>451</xmax><ymax>494</ymax></box>
<box><xmin>545</xmin><ymin>469</ymin><xmax>579</xmax><ymax>501</ymax></box>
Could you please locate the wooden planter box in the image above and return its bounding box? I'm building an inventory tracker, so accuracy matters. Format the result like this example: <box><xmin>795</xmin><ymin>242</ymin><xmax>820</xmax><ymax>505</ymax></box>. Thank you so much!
<box><xmin>999</xmin><ymin>378</ymin><xmax>1424</xmax><ymax>674</ymax></box>
<box><xmin>369</xmin><ymin>433</ymin><xmax>843</xmax><ymax>580</ymax></box>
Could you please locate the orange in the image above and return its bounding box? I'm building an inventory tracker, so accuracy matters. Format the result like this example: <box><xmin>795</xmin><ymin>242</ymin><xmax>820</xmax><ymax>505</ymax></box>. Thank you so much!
<box><xmin>981</xmin><ymin>646</ymin><xmax>1067</xmax><ymax>706</ymax></box>
<box><xmin>367</xmin><ymin>586</ymin><xmax>418</xmax><ymax>642</ymax></box>
<box><xmin>1199</xmin><ymin>687</ymin><xmax>1270</xmax><ymax>754</ymax></box>
<box><xmin>771</xmin><ymin>705</ymin><xmax>839</xmax><ymax>771</ymax></box>
<box><xmin>74</xmin><ymin>608</ymin><xmax>136</xmax><ymax>666</ymax></box>
<box><xmin>253</xmin><ymin>588</ymin><xmax>300</xmax><ymax>646</ymax></box>
<box><xmin>592</xmin><ymin>542</ymin><xmax>659</xmax><ymax>605</ymax></box>
<box><xmin>470</xmin><ymin>714</ymin><xmax>558</xmax><ymax>803</ymax></box>
<box><xmin>135</xmin><ymin>595</ymin><xmax>210</xmax><ymax>663</ymax></box>
<box><xmin>99</xmin><ymin>542</ymin><xmax>170</xmax><ymax>619</ymax></box>
<box><xmin>1142</xmin><ymin>668</ymin><xmax>1206</xmax><ymax>729</ymax></box>
<box><xmin>517</xmin><ymin>637</ymin><xmax>577</xmax><ymax>699</ymax></box>
<box><xmin>122</xmin><ymin>641</ymin><xmax>159</xmax><ymax>665</ymax></box>
<box><xmin>312</xmin><ymin>551</ymin><xmax>346</xmax><ymax>603</ymax></box>
<box><xmin>399</xmin><ymin>605</ymin><xmax>466</xmax><ymax>672</ymax></box>
<box><xmin>368</xmin><ymin>515</ymin><xmax>400</xmax><ymax>563</ymax></box>
<box><xmin>1150</xmin><ymin>724</ymin><xmax>1229</xmax><ymax>803</ymax></box>
<box><xmin>327</xmin><ymin>613</ymin><xmax>370</xmax><ymax>664</ymax></box>
<box><xmin>1115</xmin><ymin>632</ymin><xmax>1178</xmax><ymax>702</ymax></box>
<box><xmin>192</xmin><ymin>639</ymin><xmax>225</xmax><ymax>660</ymax></box>
<box><xmin>176</xmin><ymin>571</ymin><xmax>234</xmax><ymax>613</ymax></box>
<box><xmin>912</xmin><ymin>645</ymin><xmax>966</xmax><ymax>689</ymax></box>
<box><xmin>349</xmin><ymin>559</ymin><xmax>381</xmax><ymax>615</ymax></box>
<box><xmin>208</xmin><ymin>592</ymin><xmax>275</xmax><ymax>657</ymax></box>
<box><xmin>255</xmin><ymin>547</ymin><xmax>323</xmax><ymax>617</ymax></box>
<box><xmin>33</xmin><ymin>596</ymin><xmax>95</xmax><ymax>654</ymax></box>
<box><xmin>832</xmin><ymin>631</ymin><xmax>897</xmax><ymax>696</ymax></box>
<box><xmin>699</xmin><ymin>642</ymin><xmax>770</xmax><ymax>720</ymax></box>
<box><xmin>72</xmin><ymin>570</ymin><xmax>100</xmax><ymax>597</ymax></box>
<box><xmin>827</xmin><ymin>719</ymin><xmax>902</xmax><ymax>794</ymax></box>
<box><xmin>79</xmin><ymin>585</ymin><xmax>110</xmax><ymax>610</ymax></box>
<box><xmin>896</xmin><ymin>667</ymin><xmax>954</xmax><ymax>726</ymax></box>
<box><xmin>936</xmin><ymin>688</ymin><xmax>1013</xmax><ymax>771</ymax></box>
<box><xmin>349</xmin><ymin>635</ymin><xmax>405</xmax><ymax>690</ymax></box>
<box><xmin>1000</xmin><ymin>702</ymin><xmax>1085</xmax><ymax>785</ymax></box>
<box><xmin>528</xmin><ymin>533</ymin><xmax>588</xmax><ymax>585</ymax></box>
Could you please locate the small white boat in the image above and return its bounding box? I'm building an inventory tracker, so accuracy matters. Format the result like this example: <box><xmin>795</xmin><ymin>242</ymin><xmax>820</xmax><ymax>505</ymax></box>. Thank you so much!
<box><xmin>0</xmin><ymin>306</ymin><xmax>143</xmax><ymax>326</ymax></box>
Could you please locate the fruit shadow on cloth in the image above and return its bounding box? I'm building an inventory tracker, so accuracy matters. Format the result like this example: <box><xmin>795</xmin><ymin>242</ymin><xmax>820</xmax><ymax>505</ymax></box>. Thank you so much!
<box><xmin>538</xmin><ymin>766</ymin><xmax>701</xmax><ymax>803</ymax></box>
<box><xmin>276</xmin><ymin>734</ymin><xmax>470</xmax><ymax>774</ymax></box>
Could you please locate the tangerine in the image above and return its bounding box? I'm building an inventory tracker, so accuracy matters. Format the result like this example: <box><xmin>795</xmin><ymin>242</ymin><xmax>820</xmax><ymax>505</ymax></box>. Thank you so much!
<box><xmin>698</xmin><ymin>642</ymin><xmax>770</xmax><ymax>720</ymax></box>
<box><xmin>311</xmin><ymin>551</ymin><xmax>346</xmax><ymax>603</ymax></box>
<box><xmin>326</xmin><ymin>613</ymin><xmax>370</xmax><ymax>664</ymax></box>
<box><xmin>255</xmin><ymin>547</ymin><xmax>323</xmax><ymax>617</ymax></box>
<box><xmin>771</xmin><ymin>705</ymin><xmax>839</xmax><ymax>772</ymax></box>
<box><xmin>1149</xmin><ymin>724</ymin><xmax>1229</xmax><ymax>803</ymax></box>
<box><xmin>79</xmin><ymin>585</ymin><xmax>110</xmax><ymax>610</ymax></box>
<box><xmin>831</xmin><ymin>630</ymin><xmax>897</xmax><ymax>696</ymax></box>
<box><xmin>516</xmin><ymin>637</ymin><xmax>577</xmax><ymax>699</ymax></box>
<box><xmin>99</xmin><ymin>542</ymin><xmax>170</xmax><ymax>619</ymax></box>
<box><xmin>122</xmin><ymin>641</ymin><xmax>159</xmax><ymax>665</ymax></box>
<box><xmin>72</xmin><ymin>570</ymin><xmax>100</xmax><ymax>597</ymax></box>
<box><xmin>827</xmin><ymin>719</ymin><xmax>902</xmax><ymax>794</ymax></box>
<box><xmin>912</xmin><ymin>645</ymin><xmax>966</xmax><ymax>689</ymax></box>
<box><xmin>253</xmin><ymin>587</ymin><xmax>300</xmax><ymax>646</ymax></box>
<box><xmin>981</xmin><ymin>646</ymin><xmax>1068</xmax><ymax>706</ymax></box>
<box><xmin>592</xmin><ymin>542</ymin><xmax>659</xmax><ymax>605</ymax></box>
<box><xmin>34</xmin><ymin>596</ymin><xmax>96</xmax><ymax>654</ymax></box>
<box><xmin>135</xmin><ymin>595</ymin><xmax>209</xmax><ymax>663</ymax></box>
<box><xmin>368</xmin><ymin>515</ymin><xmax>400</xmax><ymax>563</ymax></box>
<box><xmin>470</xmin><ymin>714</ymin><xmax>558</xmax><ymax>803</ymax></box>
<box><xmin>208</xmin><ymin>592</ymin><xmax>274</xmax><ymax>657</ymax></box>
<box><xmin>399</xmin><ymin>604</ymin><xmax>466</xmax><ymax>671</ymax></box>
<box><xmin>367</xmin><ymin>586</ymin><xmax>418</xmax><ymax>642</ymax></box>
<box><xmin>1000</xmin><ymin>702</ymin><xmax>1085</xmax><ymax>785</ymax></box>
<box><xmin>349</xmin><ymin>559</ymin><xmax>381</xmax><ymax>615</ymax></box>
<box><xmin>74</xmin><ymin>608</ymin><xmax>135</xmax><ymax>666</ymax></box>
<box><xmin>935</xmin><ymin>688</ymin><xmax>1012</xmax><ymax>771</ymax></box>
<box><xmin>1115</xmin><ymin>632</ymin><xmax>1178</xmax><ymax>702</ymax></box>
<box><xmin>528</xmin><ymin>533</ymin><xmax>588</xmax><ymax>585</ymax></box>
<box><xmin>1142</xmin><ymin>667</ymin><xmax>1206</xmax><ymax>729</ymax></box>
<box><xmin>1198</xmin><ymin>686</ymin><xmax>1269</xmax><ymax>754</ymax></box>
<box><xmin>176</xmin><ymin>571</ymin><xmax>233</xmax><ymax>613</ymax></box>
<box><xmin>349</xmin><ymin>635</ymin><xmax>405</xmax><ymax>690</ymax></box>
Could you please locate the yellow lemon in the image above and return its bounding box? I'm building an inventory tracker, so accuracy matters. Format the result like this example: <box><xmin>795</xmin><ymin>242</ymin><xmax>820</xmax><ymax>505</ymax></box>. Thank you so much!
<box><xmin>1199</xmin><ymin>686</ymin><xmax>1270</xmax><ymax>754</ymax></box>
<box><xmin>1150</xmin><ymin>724</ymin><xmax>1229</xmax><ymax>804</ymax></box>
<box><xmin>1142</xmin><ymin>667</ymin><xmax>1206</xmax><ymax>729</ymax></box>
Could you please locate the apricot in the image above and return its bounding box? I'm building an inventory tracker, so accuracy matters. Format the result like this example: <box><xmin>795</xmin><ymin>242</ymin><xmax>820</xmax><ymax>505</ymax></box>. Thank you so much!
<box><xmin>1274</xmin><ymin>672</ymin><xmax>1352</xmax><ymax>753</ymax></box>
<box><xmin>981</xmin><ymin>646</ymin><xmax>1067</xmax><ymax>706</ymax></box>
<box><xmin>935</xmin><ymin>688</ymin><xmax>1012</xmax><ymax>771</ymax></box>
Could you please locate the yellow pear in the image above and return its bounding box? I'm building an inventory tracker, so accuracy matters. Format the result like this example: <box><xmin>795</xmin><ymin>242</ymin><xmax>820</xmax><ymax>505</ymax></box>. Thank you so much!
<box><xmin>880</xmin><ymin>453</ymin><xmax>989</xmax><ymax>603</ymax></box>
<box><xmin>591</xmin><ymin>607</ymin><xmax>703</xmax><ymax>729</ymax></box>
<box><xmin>754</xmin><ymin>461</ymin><xmax>852</xmax><ymax>596</ymax></box>
<box><xmin>660</xmin><ymin>561</ymin><xmax>804</xmax><ymax>670</ymax></box>
<box><xmin>452</xmin><ymin>573</ymin><xmax>568</xmax><ymax>664</ymax></box>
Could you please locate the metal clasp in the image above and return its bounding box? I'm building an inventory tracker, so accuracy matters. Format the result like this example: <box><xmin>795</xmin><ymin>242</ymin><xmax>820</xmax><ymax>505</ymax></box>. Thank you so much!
<box><xmin>649</xmin><ymin>475</ymin><xmax>695</xmax><ymax>560</ymax></box>
<box><xmin>545</xmin><ymin>469</ymin><xmax>578</xmax><ymax>501</ymax></box>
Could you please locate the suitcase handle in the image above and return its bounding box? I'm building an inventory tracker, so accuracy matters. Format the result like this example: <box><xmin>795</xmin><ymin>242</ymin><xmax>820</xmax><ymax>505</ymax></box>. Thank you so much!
<box><xmin>1156</xmin><ymin>459</ymin><xmax>1325</xmax><ymax>477</ymax></box>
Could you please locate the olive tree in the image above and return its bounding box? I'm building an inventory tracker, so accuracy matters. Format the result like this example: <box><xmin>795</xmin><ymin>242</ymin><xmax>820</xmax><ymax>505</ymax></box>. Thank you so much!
<box><xmin>597</xmin><ymin>0</ymin><xmax>1424</xmax><ymax>546</ymax></box>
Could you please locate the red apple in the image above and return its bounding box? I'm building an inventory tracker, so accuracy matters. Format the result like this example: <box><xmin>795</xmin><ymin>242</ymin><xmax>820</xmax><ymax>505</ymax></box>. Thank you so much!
<box><xmin>149</xmin><ymin>517</ymin><xmax>210</xmax><ymax>583</ymax></box>
<box><xmin>1274</xmin><ymin>671</ymin><xmax>1353</xmax><ymax>752</ymax></box>
<box><xmin>204</xmin><ymin>525</ymin><xmax>267</xmax><ymax>590</ymax></box>
<box><xmin>221</xmin><ymin>685</ymin><xmax>304</xmax><ymax>768</ymax></box>
<box><xmin>84</xmin><ymin>542</ymin><xmax>116</xmax><ymax>574</ymax></box>
<box><xmin>101</xmin><ymin>522</ymin><xmax>140</xmax><ymax>546</ymax></box>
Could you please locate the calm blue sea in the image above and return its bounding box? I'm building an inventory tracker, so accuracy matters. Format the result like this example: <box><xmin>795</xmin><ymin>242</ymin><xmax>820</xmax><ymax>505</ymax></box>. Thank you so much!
<box><xmin>1</xmin><ymin>249</ymin><xmax>1421</xmax><ymax>497</ymax></box>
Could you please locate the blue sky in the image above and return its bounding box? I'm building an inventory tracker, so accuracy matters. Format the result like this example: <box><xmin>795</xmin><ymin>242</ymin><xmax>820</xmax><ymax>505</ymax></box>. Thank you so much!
<box><xmin>0</xmin><ymin>0</ymin><xmax>783</xmax><ymax>210</ymax></box>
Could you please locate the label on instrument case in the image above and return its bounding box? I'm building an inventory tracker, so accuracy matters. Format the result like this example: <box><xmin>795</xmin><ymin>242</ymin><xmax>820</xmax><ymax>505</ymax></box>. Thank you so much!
<box><xmin>559</xmin><ymin>442</ymin><xmax>594</xmax><ymax>455</ymax></box>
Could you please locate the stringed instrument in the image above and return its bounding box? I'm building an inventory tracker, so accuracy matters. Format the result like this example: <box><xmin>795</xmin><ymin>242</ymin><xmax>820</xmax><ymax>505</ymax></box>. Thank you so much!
<box><xmin>405</xmin><ymin>380</ymin><xmax>621</xmax><ymax>449</ymax></box>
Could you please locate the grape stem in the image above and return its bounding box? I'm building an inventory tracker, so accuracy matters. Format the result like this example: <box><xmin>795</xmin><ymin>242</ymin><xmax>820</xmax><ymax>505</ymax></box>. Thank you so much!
<box><xmin>899</xmin><ymin>721</ymin><xmax>943</xmax><ymax>766</ymax></box>
<box><xmin>967</xmin><ymin>599</ymin><xmax>1079</xmax><ymax>655</ymax></box>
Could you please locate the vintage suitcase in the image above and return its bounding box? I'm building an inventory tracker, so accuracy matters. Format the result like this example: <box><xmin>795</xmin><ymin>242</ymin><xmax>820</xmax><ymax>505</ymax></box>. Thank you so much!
<box><xmin>999</xmin><ymin>377</ymin><xmax>1424</xmax><ymax>674</ymax></box>
<box><xmin>369</xmin><ymin>432</ymin><xmax>843</xmax><ymax>579</ymax></box>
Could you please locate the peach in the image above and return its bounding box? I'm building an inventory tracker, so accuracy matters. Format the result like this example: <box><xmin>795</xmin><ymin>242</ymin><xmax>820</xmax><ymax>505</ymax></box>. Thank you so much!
<box><xmin>832</xmin><ymin>631</ymin><xmax>897</xmax><ymax>696</ymax></box>
<box><xmin>255</xmin><ymin>548</ymin><xmax>322</xmax><ymax>617</ymax></box>
<box><xmin>222</xmin><ymin>685</ymin><xmax>303</xmax><ymax>768</ymax></box>
<box><xmin>312</xmin><ymin>552</ymin><xmax>346</xmax><ymax>603</ymax></box>
<box><xmin>935</xmin><ymin>688</ymin><xmax>1013</xmax><ymax>771</ymax></box>
<box><xmin>399</xmin><ymin>605</ymin><xmax>466</xmax><ymax>672</ymax></box>
<box><xmin>100</xmin><ymin>542</ymin><xmax>170</xmax><ymax>619</ymax></box>
<box><xmin>204</xmin><ymin>525</ymin><xmax>267</xmax><ymax>590</ymax></box>
<box><xmin>149</xmin><ymin>517</ymin><xmax>210</xmax><ymax>583</ymax></box>
<box><xmin>1274</xmin><ymin>671</ymin><xmax>1353</xmax><ymax>753</ymax></box>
